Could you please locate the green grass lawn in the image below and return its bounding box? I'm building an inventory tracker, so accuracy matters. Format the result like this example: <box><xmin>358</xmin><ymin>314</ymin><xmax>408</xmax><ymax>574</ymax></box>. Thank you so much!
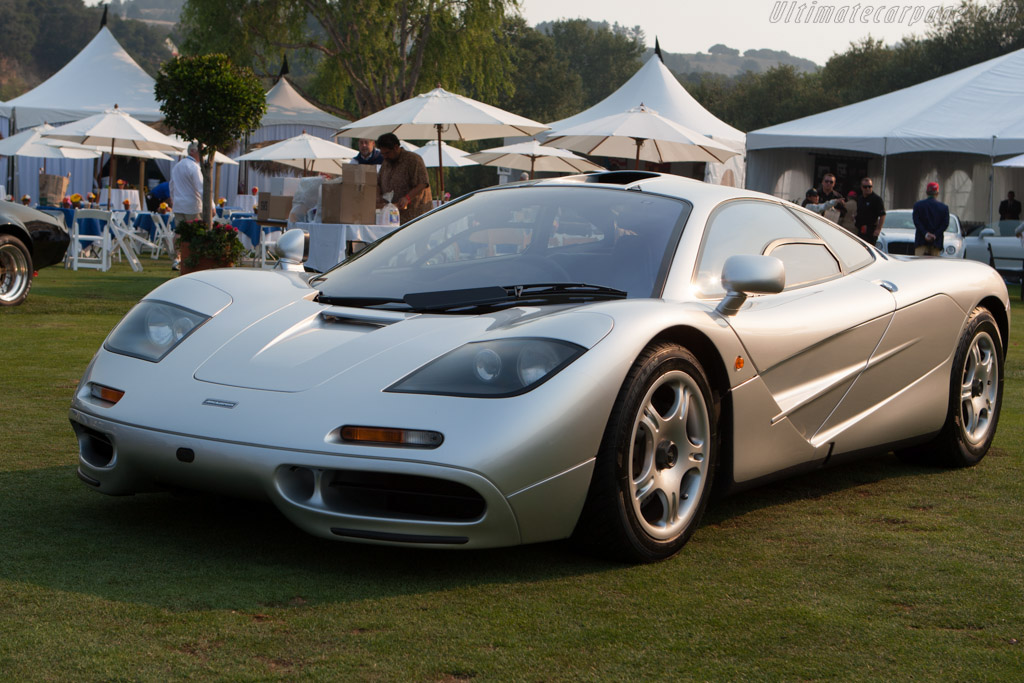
<box><xmin>2</xmin><ymin>263</ymin><xmax>1022</xmax><ymax>680</ymax></box>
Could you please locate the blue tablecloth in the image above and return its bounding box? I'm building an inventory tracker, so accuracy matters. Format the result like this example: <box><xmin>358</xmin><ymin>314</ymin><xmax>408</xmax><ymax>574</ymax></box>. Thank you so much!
<box><xmin>231</xmin><ymin>218</ymin><xmax>263</xmax><ymax>248</ymax></box>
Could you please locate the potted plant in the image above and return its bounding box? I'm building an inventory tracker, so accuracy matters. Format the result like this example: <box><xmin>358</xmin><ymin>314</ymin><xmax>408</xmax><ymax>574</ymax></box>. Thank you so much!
<box><xmin>174</xmin><ymin>219</ymin><xmax>245</xmax><ymax>275</ymax></box>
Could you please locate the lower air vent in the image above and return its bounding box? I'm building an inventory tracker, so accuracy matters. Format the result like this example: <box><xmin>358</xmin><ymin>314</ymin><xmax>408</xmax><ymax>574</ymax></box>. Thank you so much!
<box><xmin>277</xmin><ymin>466</ymin><xmax>486</xmax><ymax>522</ymax></box>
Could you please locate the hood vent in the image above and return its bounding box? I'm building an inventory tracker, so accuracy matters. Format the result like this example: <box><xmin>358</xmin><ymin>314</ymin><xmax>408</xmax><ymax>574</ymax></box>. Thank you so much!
<box><xmin>319</xmin><ymin>308</ymin><xmax>410</xmax><ymax>328</ymax></box>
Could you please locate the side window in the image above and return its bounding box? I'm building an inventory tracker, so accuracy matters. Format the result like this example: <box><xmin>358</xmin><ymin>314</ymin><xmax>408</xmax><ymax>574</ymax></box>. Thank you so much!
<box><xmin>695</xmin><ymin>200</ymin><xmax>814</xmax><ymax>296</ymax></box>
<box><xmin>767</xmin><ymin>243</ymin><xmax>840</xmax><ymax>288</ymax></box>
<box><xmin>789</xmin><ymin>208</ymin><xmax>874</xmax><ymax>272</ymax></box>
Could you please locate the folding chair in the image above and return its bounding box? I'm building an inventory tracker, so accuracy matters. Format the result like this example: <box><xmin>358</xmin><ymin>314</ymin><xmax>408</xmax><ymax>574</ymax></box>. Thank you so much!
<box><xmin>151</xmin><ymin>212</ymin><xmax>176</xmax><ymax>260</ymax></box>
<box><xmin>107</xmin><ymin>212</ymin><xmax>145</xmax><ymax>272</ymax></box>
<box><xmin>66</xmin><ymin>209</ymin><xmax>113</xmax><ymax>271</ymax></box>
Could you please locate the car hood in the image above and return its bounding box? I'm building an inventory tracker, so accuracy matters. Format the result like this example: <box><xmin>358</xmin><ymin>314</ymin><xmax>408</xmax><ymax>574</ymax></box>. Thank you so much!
<box><xmin>178</xmin><ymin>271</ymin><xmax>615</xmax><ymax>393</ymax></box>
<box><xmin>0</xmin><ymin>199</ymin><xmax>61</xmax><ymax>228</ymax></box>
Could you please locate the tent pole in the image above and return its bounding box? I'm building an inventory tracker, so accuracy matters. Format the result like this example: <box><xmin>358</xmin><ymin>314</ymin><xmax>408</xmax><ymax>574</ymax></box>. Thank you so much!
<box><xmin>108</xmin><ymin>140</ymin><xmax>116</xmax><ymax>210</ymax></box>
<box><xmin>988</xmin><ymin>135</ymin><xmax>996</xmax><ymax>225</ymax></box>
<box><xmin>10</xmin><ymin>109</ymin><xmax>17</xmax><ymax>200</ymax></box>
<box><xmin>881</xmin><ymin>137</ymin><xmax>888</xmax><ymax>206</ymax></box>
<box><xmin>635</xmin><ymin>139</ymin><xmax>642</xmax><ymax>170</ymax></box>
<box><xmin>436</xmin><ymin>124</ymin><xmax>445</xmax><ymax>199</ymax></box>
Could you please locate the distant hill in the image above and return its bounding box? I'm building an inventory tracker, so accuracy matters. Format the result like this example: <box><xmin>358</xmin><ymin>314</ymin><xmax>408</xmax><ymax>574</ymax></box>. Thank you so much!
<box><xmin>533</xmin><ymin>20</ymin><xmax>817</xmax><ymax>75</ymax></box>
<box><xmin>653</xmin><ymin>44</ymin><xmax>819</xmax><ymax>76</ymax></box>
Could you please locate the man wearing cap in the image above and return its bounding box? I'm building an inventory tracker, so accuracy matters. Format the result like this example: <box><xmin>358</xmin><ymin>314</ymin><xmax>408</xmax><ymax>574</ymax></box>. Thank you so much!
<box><xmin>854</xmin><ymin>177</ymin><xmax>886</xmax><ymax>245</ymax></box>
<box><xmin>800</xmin><ymin>188</ymin><xmax>844</xmax><ymax>214</ymax></box>
<box><xmin>376</xmin><ymin>133</ymin><xmax>432</xmax><ymax>224</ymax></box>
<box><xmin>912</xmin><ymin>181</ymin><xmax>949</xmax><ymax>257</ymax></box>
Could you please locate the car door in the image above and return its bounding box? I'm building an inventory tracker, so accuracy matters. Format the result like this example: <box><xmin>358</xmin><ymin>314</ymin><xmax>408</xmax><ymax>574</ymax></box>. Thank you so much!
<box><xmin>695</xmin><ymin>200</ymin><xmax>896</xmax><ymax>448</ymax></box>
<box><xmin>963</xmin><ymin>220</ymin><xmax>1024</xmax><ymax>267</ymax></box>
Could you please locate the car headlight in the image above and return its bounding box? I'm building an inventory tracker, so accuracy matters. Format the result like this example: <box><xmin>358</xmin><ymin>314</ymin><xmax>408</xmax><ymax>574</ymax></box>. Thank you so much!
<box><xmin>945</xmin><ymin>244</ymin><xmax>956</xmax><ymax>255</ymax></box>
<box><xmin>387</xmin><ymin>338</ymin><xmax>585</xmax><ymax>397</ymax></box>
<box><xmin>104</xmin><ymin>300</ymin><xmax>210</xmax><ymax>362</ymax></box>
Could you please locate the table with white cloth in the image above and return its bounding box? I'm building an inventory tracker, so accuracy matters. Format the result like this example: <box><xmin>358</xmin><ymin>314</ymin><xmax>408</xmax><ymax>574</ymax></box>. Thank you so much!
<box><xmin>99</xmin><ymin>188</ymin><xmax>142</xmax><ymax>211</ymax></box>
<box><xmin>297</xmin><ymin>222</ymin><xmax>399</xmax><ymax>272</ymax></box>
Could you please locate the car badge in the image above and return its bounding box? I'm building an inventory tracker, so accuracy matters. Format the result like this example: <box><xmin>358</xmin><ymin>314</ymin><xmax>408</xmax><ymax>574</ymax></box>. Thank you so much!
<box><xmin>202</xmin><ymin>399</ymin><xmax>238</xmax><ymax>409</ymax></box>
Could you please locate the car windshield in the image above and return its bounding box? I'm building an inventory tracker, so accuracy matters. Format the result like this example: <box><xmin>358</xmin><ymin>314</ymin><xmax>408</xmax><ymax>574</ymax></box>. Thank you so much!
<box><xmin>885</xmin><ymin>210</ymin><xmax>960</xmax><ymax>233</ymax></box>
<box><xmin>313</xmin><ymin>185</ymin><xmax>691</xmax><ymax>311</ymax></box>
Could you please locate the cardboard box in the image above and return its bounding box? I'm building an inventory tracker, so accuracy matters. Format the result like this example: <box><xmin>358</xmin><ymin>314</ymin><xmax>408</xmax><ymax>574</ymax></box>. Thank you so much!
<box><xmin>39</xmin><ymin>173</ymin><xmax>69</xmax><ymax>206</ymax></box>
<box><xmin>256</xmin><ymin>192</ymin><xmax>293</xmax><ymax>221</ymax></box>
<box><xmin>341</xmin><ymin>165</ymin><xmax>377</xmax><ymax>225</ymax></box>
<box><xmin>320</xmin><ymin>182</ymin><xmax>344</xmax><ymax>224</ymax></box>
<box><xmin>270</xmin><ymin>177</ymin><xmax>300</xmax><ymax>197</ymax></box>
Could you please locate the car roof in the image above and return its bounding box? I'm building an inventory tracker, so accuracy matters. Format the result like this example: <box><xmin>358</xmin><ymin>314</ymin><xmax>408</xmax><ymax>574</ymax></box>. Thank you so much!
<box><xmin>503</xmin><ymin>171</ymin><xmax>777</xmax><ymax>205</ymax></box>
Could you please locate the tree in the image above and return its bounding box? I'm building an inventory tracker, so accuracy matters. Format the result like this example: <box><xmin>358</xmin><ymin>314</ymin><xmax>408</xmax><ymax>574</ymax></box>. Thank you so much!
<box><xmin>154</xmin><ymin>54</ymin><xmax>266</xmax><ymax>226</ymax></box>
<box><xmin>547</xmin><ymin>19</ymin><xmax>645</xmax><ymax>108</ymax></box>
<box><xmin>178</xmin><ymin>0</ymin><xmax>517</xmax><ymax>119</ymax></box>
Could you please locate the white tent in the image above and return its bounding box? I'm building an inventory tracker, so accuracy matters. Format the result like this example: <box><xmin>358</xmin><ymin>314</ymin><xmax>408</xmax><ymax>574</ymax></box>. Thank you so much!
<box><xmin>261</xmin><ymin>78</ymin><xmax>349</xmax><ymax>132</ymax></box>
<box><xmin>0</xmin><ymin>27</ymin><xmax>161</xmax><ymax>129</ymax></box>
<box><xmin>545</xmin><ymin>55</ymin><xmax>746</xmax><ymax>187</ymax></box>
<box><xmin>746</xmin><ymin>47</ymin><xmax>1024</xmax><ymax>222</ymax></box>
<box><xmin>221</xmin><ymin>78</ymin><xmax>351</xmax><ymax>205</ymax></box>
<box><xmin>0</xmin><ymin>27</ymin><xmax>162</xmax><ymax>203</ymax></box>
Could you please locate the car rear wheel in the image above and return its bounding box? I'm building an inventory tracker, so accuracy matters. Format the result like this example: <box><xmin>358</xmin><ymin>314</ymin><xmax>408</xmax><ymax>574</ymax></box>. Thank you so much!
<box><xmin>0</xmin><ymin>234</ymin><xmax>33</xmax><ymax>307</ymax></box>
<box><xmin>574</xmin><ymin>342</ymin><xmax>718</xmax><ymax>562</ymax></box>
<box><xmin>900</xmin><ymin>307</ymin><xmax>1003</xmax><ymax>467</ymax></box>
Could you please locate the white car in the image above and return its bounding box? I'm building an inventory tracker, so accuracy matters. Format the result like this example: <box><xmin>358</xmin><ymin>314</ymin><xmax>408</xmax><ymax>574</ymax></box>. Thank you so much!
<box><xmin>876</xmin><ymin>209</ymin><xmax>964</xmax><ymax>258</ymax></box>
<box><xmin>963</xmin><ymin>220</ymin><xmax>1024</xmax><ymax>286</ymax></box>
<box><xmin>70</xmin><ymin>172</ymin><xmax>1010</xmax><ymax>562</ymax></box>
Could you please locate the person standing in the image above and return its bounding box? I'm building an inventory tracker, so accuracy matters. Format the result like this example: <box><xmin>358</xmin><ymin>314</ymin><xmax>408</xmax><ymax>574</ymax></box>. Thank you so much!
<box><xmin>375</xmin><ymin>133</ymin><xmax>431</xmax><ymax>224</ymax></box>
<box><xmin>998</xmin><ymin>191</ymin><xmax>1021</xmax><ymax>221</ymax></box>
<box><xmin>170</xmin><ymin>143</ymin><xmax>203</xmax><ymax>222</ymax></box>
<box><xmin>353</xmin><ymin>138</ymin><xmax>383</xmax><ymax>166</ymax></box>
<box><xmin>912</xmin><ymin>181</ymin><xmax>949</xmax><ymax>257</ymax></box>
<box><xmin>818</xmin><ymin>173</ymin><xmax>847</xmax><ymax>223</ymax></box>
<box><xmin>854</xmin><ymin>177</ymin><xmax>886</xmax><ymax>245</ymax></box>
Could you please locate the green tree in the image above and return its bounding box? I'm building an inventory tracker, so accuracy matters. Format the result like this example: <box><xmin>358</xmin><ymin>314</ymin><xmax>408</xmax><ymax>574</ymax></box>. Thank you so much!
<box><xmin>178</xmin><ymin>0</ymin><xmax>517</xmax><ymax>119</ymax></box>
<box><xmin>154</xmin><ymin>54</ymin><xmax>266</xmax><ymax>226</ymax></box>
<box><xmin>497</xmin><ymin>17</ymin><xmax>583</xmax><ymax>123</ymax></box>
<box><xmin>547</xmin><ymin>19</ymin><xmax>645</xmax><ymax>107</ymax></box>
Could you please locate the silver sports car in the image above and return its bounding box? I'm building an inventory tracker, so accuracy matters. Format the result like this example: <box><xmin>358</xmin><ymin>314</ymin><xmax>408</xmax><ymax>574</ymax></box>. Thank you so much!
<box><xmin>70</xmin><ymin>172</ymin><xmax>1010</xmax><ymax>562</ymax></box>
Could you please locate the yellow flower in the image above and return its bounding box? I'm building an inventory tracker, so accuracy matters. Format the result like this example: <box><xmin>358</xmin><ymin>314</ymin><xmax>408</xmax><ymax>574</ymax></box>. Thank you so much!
<box><xmin>70</xmin><ymin>193</ymin><xmax>83</xmax><ymax>202</ymax></box>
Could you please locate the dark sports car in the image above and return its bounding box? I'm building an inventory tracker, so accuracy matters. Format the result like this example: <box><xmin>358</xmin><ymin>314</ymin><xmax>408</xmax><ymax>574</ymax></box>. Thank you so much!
<box><xmin>0</xmin><ymin>200</ymin><xmax>71</xmax><ymax>306</ymax></box>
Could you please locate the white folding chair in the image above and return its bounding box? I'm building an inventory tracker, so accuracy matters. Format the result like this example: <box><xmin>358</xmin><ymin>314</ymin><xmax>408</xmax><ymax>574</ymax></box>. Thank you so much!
<box><xmin>107</xmin><ymin>212</ymin><xmax>145</xmax><ymax>272</ymax></box>
<box><xmin>66</xmin><ymin>209</ymin><xmax>113</xmax><ymax>271</ymax></box>
<box><xmin>151</xmin><ymin>212</ymin><xmax>176</xmax><ymax>260</ymax></box>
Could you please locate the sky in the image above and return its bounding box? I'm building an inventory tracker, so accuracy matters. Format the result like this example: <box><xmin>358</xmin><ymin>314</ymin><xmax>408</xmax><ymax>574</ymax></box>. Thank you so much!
<box><xmin>518</xmin><ymin>0</ymin><xmax>995</xmax><ymax>65</ymax></box>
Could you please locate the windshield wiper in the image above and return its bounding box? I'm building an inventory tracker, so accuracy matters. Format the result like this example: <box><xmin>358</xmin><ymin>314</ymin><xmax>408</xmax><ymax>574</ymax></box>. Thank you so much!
<box><xmin>316</xmin><ymin>293</ymin><xmax>408</xmax><ymax>308</ymax></box>
<box><xmin>403</xmin><ymin>283</ymin><xmax>627</xmax><ymax>312</ymax></box>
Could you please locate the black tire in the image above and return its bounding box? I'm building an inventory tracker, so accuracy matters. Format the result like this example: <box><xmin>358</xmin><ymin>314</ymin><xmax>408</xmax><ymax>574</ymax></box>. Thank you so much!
<box><xmin>574</xmin><ymin>342</ymin><xmax>719</xmax><ymax>563</ymax></box>
<box><xmin>0</xmin><ymin>234</ymin><xmax>33</xmax><ymax>307</ymax></box>
<box><xmin>900</xmin><ymin>307</ymin><xmax>1003</xmax><ymax>468</ymax></box>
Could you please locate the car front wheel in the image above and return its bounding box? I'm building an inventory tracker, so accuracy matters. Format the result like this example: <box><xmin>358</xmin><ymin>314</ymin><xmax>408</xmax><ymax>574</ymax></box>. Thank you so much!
<box><xmin>575</xmin><ymin>342</ymin><xmax>718</xmax><ymax>563</ymax></box>
<box><xmin>0</xmin><ymin>234</ymin><xmax>33</xmax><ymax>307</ymax></box>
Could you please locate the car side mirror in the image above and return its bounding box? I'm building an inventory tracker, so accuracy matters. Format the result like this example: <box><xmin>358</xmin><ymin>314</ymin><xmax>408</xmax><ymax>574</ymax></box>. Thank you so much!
<box><xmin>979</xmin><ymin>228</ymin><xmax>996</xmax><ymax>238</ymax></box>
<box><xmin>273</xmin><ymin>228</ymin><xmax>309</xmax><ymax>272</ymax></box>
<box><xmin>715</xmin><ymin>254</ymin><xmax>786</xmax><ymax>317</ymax></box>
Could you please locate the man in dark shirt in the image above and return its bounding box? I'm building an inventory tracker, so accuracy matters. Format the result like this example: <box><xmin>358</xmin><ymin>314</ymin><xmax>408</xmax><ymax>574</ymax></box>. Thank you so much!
<box><xmin>353</xmin><ymin>138</ymin><xmax>383</xmax><ymax>166</ymax></box>
<box><xmin>912</xmin><ymin>181</ymin><xmax>949</xmax><ymax>256</ymax></box>
<box><xmin>854</xmin><ymin>177</ymin><xmax>886</xmax><ymax>245</ymax></box>
<box><xmin>998</xmin><ymin>191</ymin><xmax>1021</xmax><ymax>221</ymax></box>
<box><xmin>376</xmin><ymin>133</ymin><xmax>432</xmax><ymax>224</ymax></box>
<box><xmin>818</xmin><ymin>173</ymin><xmax>847</xmax><ymax>221</ymax></box>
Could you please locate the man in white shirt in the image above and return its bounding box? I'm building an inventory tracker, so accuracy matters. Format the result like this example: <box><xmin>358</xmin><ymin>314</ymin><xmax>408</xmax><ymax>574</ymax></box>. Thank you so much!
<box><xmin>170</xmin><ymin>143</ymin><xmax>203</xmax><ymax>221</ymax></box>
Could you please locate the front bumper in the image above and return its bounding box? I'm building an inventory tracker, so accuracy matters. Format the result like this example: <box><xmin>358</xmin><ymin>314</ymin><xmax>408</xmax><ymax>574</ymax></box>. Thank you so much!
<box><xmin>70</xmin><ymin>406</ymin><xmax>529</xmax><ymax>548</ymax></box>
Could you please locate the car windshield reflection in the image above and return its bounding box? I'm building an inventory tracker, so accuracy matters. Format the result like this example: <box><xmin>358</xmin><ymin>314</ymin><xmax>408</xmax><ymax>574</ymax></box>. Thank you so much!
<box><xmin>313</xmin><ymin>186</ymin><xmax>691</xmax><ymax>308</ymax></box>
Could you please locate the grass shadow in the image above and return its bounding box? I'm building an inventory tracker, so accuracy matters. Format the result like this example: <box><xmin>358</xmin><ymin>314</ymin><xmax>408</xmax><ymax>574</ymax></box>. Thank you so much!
<box><xmin>0</xmin><ymin>448</ymin><xmax>979</xmax><ymax>613</ymax></box>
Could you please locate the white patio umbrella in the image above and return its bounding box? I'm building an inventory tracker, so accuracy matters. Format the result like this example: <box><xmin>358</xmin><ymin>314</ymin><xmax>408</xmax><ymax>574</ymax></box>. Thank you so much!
<box><xmin>236</xmin><ymin>132</ymin><xmax>358</xmax><ymax>175</ymax></box>
<box><xmin>413</xmin><ymin>140</ymin><xmax>477</xmax><ymax>168</ymax></box>
<box><xmin>468</xmin><ymin>139</ymin><xmax>605</xmax><ymax>176</ymax></box>
<box><xmin>542</xmin><ymin>104</ymin><xmax>740</xmax><ymax>170</ymax></box>
<box><xmin>45</xmin><ymin>139</ymin><xmax>174</xmax><ymax>161</ymax></box>
<box><xmin>337</xmin><ymin>87</ymin><xmax>548</xmax><ymax>196</ymax></box>
<box><xmin>41</xmin><ymin>106</ymin><xmax>187</xmax><ymax>207</ymax></box>
<box><xmin>0</xmin><ymin>125</ymin><xmax>101</xmax><ymax>173</ymax></box>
